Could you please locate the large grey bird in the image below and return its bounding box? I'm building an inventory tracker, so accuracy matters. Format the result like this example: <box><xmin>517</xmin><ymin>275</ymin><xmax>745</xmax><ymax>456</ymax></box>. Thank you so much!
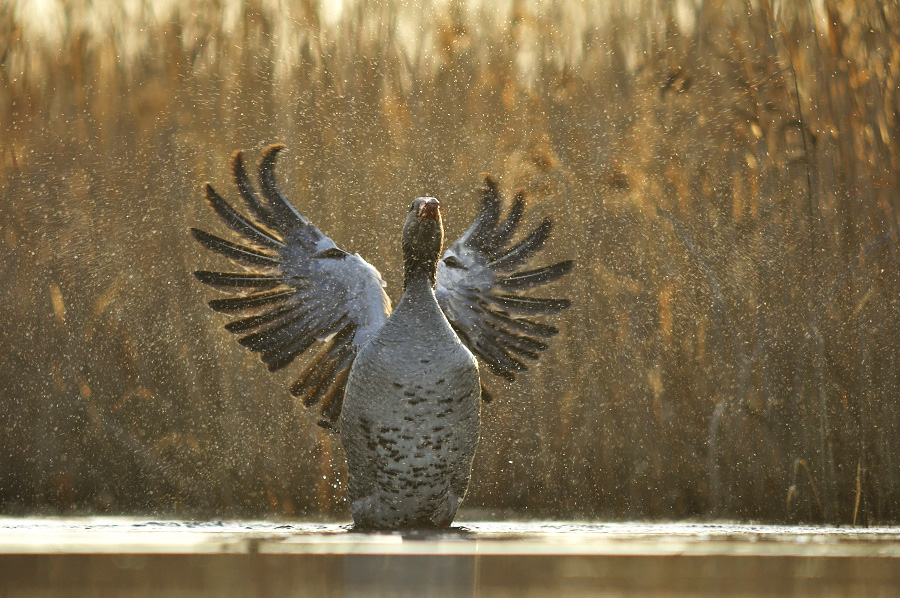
<box><xmin>192</xmin><ymin>144</ymin><xmax>572</xmax><ymax>529</ymax></box>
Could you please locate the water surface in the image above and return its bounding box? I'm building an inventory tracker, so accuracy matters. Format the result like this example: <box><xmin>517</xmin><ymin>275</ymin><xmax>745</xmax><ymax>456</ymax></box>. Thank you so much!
<box><xmin>1</xmin><ymin>519</ymin><xmax>898</xmax><ymax>596</ymax></box>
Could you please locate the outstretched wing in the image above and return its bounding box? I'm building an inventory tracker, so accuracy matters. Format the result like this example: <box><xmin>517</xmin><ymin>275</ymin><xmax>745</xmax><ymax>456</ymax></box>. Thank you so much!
<box><xmin>192</xmin><ymin>144</ymin><xmax>391</xmax><ymax>429</ymax></box>
<box><xmin>435</xmin><ymin>175</ymin><xmax>573</xmax><ymax>397</ymax></box>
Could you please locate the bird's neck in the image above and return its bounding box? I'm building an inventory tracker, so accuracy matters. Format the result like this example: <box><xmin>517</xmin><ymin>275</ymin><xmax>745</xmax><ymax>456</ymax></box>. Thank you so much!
<box><xmin>394</xmin><ymin>273</ymin><xmax>442</xmax><ymax>326</ymax></box>
<box><xmin>402</xmin><ymin>256</ymin><xmax>437</xmax><ymax>291</ymax></box>
<box><xmin>402</xmin><ymin>271</ymin><xmax>436</xmax><ymax>297</ymax></box>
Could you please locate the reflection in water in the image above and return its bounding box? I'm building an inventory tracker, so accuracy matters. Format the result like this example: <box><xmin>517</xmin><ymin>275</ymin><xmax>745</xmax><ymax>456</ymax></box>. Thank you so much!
<box><xmin>344</xmin><ymin>554</ymin><xmax>475</xmax><ymax>597</ymax></box>
<box><xmin>0</xmin><ymin>520</ymin><xmax>899</xmax><ymax>596</ymax></box>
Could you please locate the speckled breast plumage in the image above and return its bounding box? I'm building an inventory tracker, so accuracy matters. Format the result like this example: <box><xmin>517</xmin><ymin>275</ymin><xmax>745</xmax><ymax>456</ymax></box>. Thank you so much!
<box><xmin>340</xmin><ymin>283</ymin><xmax>481</xmax><ymax>529</ymax></box>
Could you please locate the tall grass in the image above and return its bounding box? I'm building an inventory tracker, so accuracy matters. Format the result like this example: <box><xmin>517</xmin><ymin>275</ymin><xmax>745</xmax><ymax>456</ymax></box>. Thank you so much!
<box><xmin>1</xmin><ymin>0</ymin><xmax>898</xmax><ymax>523</ymax></box>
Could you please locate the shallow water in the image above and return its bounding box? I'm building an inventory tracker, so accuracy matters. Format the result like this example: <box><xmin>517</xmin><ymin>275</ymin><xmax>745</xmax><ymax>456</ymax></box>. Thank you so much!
<box><xmin>1</xmin><ymin>519</ymin><xmax>898</xmax><ymax>596</ymax></box>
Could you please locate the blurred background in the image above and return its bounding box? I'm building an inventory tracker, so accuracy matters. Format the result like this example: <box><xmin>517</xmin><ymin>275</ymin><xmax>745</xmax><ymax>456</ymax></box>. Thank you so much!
<box><xmin>0</xmin><ymin>0</ymin><xmax>898</xmax><ymax>524</ymax></box>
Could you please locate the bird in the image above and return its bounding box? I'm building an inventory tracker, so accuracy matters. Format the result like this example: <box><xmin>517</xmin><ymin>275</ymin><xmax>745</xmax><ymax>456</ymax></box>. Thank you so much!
<box><xmin>191</xmin><ymin>144</ymin><xmax>572</xmax><ymax>529</ymax></box>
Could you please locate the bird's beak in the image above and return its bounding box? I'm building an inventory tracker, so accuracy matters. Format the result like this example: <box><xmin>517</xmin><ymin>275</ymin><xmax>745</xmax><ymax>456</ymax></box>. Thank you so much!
<box><xmin>418</xmin><ymin>198</ymin><xmax>440</xmax><ymax>221</ymax></box>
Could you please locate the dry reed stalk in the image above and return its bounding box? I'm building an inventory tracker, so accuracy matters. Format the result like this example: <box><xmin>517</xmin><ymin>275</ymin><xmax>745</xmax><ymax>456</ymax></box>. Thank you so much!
<box><xmin>0</xmin><ymin>0</ymin><xmax>897</xmax><ymax>522</ymax></box>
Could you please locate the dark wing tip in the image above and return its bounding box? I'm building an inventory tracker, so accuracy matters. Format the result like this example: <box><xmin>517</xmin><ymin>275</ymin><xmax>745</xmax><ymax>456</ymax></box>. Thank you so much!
<box><xmin>189</xmin><ymin>227</ymin><xmax>220</xmax><ymax>248</ymax></box>
<box><xmin>497</xmin><ymin>259</ymin><xmax>575</xmax><ymax>289</ymax></box>
<box><xmin>230</xmin><ymin>150</ymin><xmax>249</xmax><ymax>186</ymax></box>
<box><xmin>193</xmin><ymin>269</ymin><xmax>216</xmax><ymax>285</ymax></box>
<box><xmin>190</xmin><ymin>227</ymin><xmax>279</xmax><ymax>267</ymax></box>
<box><xmin>481</xmin><ymin>174</ymin><xmax>500</xmax><ymax>199</ymax></box>
<box><xmin>487</xmin><ymin>217</ymin><xmax>554</xmax><ymax>271</ymax></box>
<box><xmin>553</xmin><ymin>259</ymin><xmax>575</xmax><ymax>277</ymax></box>
<box><xmin>263</xmin><ymin>143</ymin><xmax>287</xmax><ymax>158</ymax></box>
<box><xmin>194</xmin><ymin>270</ymin><xmax>281</xmax><ymax>290</ymax></box>
<box><xmin>480</xmin><ymin>384</ymin><xmax>494</xmax><ymax>403</ymax></box>
<box><xmin>203</xmin><ymin>183</ymin><xmax>220</xmax><ymax>208</ymax></box>
<box><xmin>260</xmin><ymin>144</ymin><xmax>287</xmax><ymax>173</ymax></box>
<box><xmin>207</xmin><ymin>289</ymin><xmax>293</xmax><ymax>313</ymax></box>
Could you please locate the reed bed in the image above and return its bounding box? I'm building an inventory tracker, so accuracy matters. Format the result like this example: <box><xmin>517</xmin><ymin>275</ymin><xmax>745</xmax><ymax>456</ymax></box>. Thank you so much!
<box><xmin>1</xmin><ymin>0</ymin><xmax>898</xmax><ymax>523</ymax></box>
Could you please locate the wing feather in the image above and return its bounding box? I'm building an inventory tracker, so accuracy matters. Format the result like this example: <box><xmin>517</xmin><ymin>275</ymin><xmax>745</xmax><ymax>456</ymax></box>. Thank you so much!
<box><xmin>487</xmin><ymin>219</ymin><xmax>553</xmax><ymax>271</ymax></box>
<box><xmin>497</xmin><ymin>260</ymin><xmax>574</xmax><ymax>289</ymax></box>
<box><xmin>193</xmin><ymin>270</ymin><xmax>283</xmax><ymax>290</ymax></box>
<box><xmin>487</xmin><ymin>191</ymin><xmax>526</xmax><ymax>253</ymax></box>
<box><xmin>208</xmin><ymin>289</ymin><xmax>294</xmax><ymax>313</ymax></box>
<box><xmin>203</xmin><ymin>183</ymin><xmax>283</xmax><ymax>250</ymax></box>
<box><xmin>193</xmin><ymin>145</ymin><xmax>391</xmax><ymax>429</ymax></box>
<box><xmin>190</xmin><ymin>228</ymin><xmax>280</xmax><ymax>268</ymax></box>
<box><xmin>436</xmin><ymin>175</ymin><xmax>571</xmax><ymax>391</ymax></box>
<box><xmin>223</xmin><ymin>305</ymin><xmax>293</xmax><ymax>333</ymax></box>
<box><xmin>231</xmin><ymin>150</ymin><xmax>279</xmax><ymax>230</ymax></box>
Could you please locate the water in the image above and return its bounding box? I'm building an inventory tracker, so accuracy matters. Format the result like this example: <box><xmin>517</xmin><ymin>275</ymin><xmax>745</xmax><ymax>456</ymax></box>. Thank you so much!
<box><xmin>1</xmin><ymin>519</ymin><xmax>898</xmax><ymax>596</ymax></box>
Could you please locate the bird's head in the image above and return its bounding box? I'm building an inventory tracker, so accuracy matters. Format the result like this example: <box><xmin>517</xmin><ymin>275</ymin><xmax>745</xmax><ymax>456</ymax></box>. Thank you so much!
<box><xmin>402</xmin><ymin>197</ymin><xmax>444</xmax><ymax>288</ymax></box>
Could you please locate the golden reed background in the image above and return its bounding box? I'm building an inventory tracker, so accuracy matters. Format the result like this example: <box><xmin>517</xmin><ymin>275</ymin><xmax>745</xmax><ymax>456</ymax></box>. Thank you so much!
<box><xmin>1</xmin><ymin>0</ymin><xmax>898</xmax><ymax>523</ymax></box>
